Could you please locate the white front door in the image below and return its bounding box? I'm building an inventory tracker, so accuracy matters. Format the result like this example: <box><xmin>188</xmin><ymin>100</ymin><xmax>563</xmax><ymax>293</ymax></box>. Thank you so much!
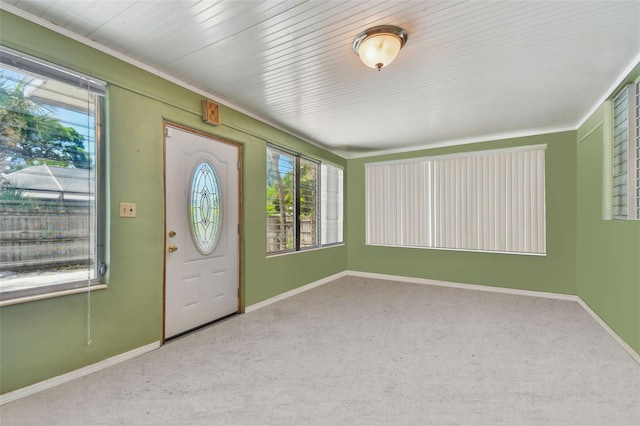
<box><xmin>164</xmin><ymin>125</ymin><xmax>239</xmax><ymax>339</ymax></box>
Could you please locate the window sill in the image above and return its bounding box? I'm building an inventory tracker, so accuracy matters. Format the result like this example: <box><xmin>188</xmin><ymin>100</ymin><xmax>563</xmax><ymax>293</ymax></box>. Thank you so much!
<box><xmin>0</xmin><ymin>285</ymin><xmax>108</xmax><ymax>307</ymax></box>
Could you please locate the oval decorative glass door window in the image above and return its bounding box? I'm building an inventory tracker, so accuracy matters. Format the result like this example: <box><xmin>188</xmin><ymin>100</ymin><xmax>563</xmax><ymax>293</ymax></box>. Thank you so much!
<box><xmin>189</xmin><ymin>161</ymin><xmax>222</xmax><ymax>254</ymax></box>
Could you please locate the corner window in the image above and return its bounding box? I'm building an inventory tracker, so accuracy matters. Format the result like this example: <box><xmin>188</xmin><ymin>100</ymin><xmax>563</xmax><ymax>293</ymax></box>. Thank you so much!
<box><xmin>266</xmin><ymin>146</ymin><xmax>343</xmax><ymax>254</ymax></box>
<box><xmin>612</xmin><ymin>82</ymin><xmax>640</xmax><ymax>220</ymax></box>
<box><xmin>0</xmin><ymin>46</ymin><xmax>106</xmax><ymax>301</ymax></box>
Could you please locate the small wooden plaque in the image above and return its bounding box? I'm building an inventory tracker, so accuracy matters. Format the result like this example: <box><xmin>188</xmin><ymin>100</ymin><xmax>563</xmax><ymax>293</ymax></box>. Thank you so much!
<box><xmin>201</xmin><ymin>99</ymin><xmax>220</xmax><ymax>126</ymax></box>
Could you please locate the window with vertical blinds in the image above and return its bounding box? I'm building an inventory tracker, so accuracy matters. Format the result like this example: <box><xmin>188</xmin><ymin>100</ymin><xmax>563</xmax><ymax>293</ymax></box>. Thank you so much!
<box><xmin>321</xmin><ymin>163</ymin><xmax>343</xmax><ymax>246</ymax></box>
<box><xmin>612</xmin><ymin>82</ymin><xmax>640</xmax><ymax>220</ymax></box>
<box><xmin>365</xmin><ymin>145</ymin><xmax>547</xmax><ymax>255</ymax></box>
<box><xmin>0</xmin><ymin>46</ymin><xmax>106</xmax><ymax>301</ymax></box>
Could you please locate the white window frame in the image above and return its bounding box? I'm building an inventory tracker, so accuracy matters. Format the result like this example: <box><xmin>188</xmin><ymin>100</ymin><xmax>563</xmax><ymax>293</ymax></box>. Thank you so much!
<box><xmin>365</xmin><ymin>144</ymin><xmax>547</xmax><ymax>255</ymax></box>
<box><xmin>0</xmin><ymin>46</ymin><xmax>106</xmax><ymax>303</ymax></box>
<box><xmin>266</xmin><ymin>145</ymin><xmax>343</xmax><ymax>255</ymax></box>
<box><xmin>611</xmin><ymin>83</ymin><xmax>640</xmax><ymax>220</ymax></box>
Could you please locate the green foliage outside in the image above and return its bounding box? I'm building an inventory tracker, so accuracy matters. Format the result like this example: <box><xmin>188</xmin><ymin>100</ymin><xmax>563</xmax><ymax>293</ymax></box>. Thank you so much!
<box><xmin>266</xmin><ymin>154</ymin><xmax>317</xmax><ymax>218</ymax></box>
<box><xmin>0</xmin><ymin>181</ymin><xmax>40</xmax><ymax>209</ymax></box>
<box><xmin>267</xmin><ymin>151</ymin><xmax>317</xmax><ymax>251</ymax></box>
<box><xmin>0</xmin><ymin>76</ymin><xmax>91</xmax><ymax>174</ymax></box>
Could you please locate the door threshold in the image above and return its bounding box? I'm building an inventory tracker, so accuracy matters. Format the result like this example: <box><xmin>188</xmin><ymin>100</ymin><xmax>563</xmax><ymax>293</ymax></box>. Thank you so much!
<box><xmin>164</xmin><ymin>311</ymin><xmax>239</xmax><ymax>342</ymax></box>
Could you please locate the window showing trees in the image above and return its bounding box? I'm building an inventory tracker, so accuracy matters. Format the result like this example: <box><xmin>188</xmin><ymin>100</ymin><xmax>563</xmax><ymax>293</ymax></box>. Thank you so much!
<box><xmin>266</xmin><ymin>146</ymin><xmax>343</xmax><ymax>254</ymax></box>
<box><xmin>299</xmin><ymin>157</ymin><xmax>318</xmax><ymax>248</ymax></box>
<box><xmin>267</xmin><ymin>148</ymin><xmax>296</xmax><ymax>252</ymax></box>
<box><xmin>0</xmin><ymin>46</ymin><xmax>106</xmax><ymax>301</ymax></box>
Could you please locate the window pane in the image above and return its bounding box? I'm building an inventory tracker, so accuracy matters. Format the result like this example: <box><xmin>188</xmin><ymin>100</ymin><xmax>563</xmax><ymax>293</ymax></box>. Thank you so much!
<box><xmin>365</xmin><ymin>146</ymin><xmax>545</xmax><ymax>255</ymax></box>
<box><xmin>613</xmin><ymin>87</ymin><xmax>629</xmax><ymax>218</ymax></box>
<box><xmin>266</xmin><ymin>147</ymin><xmax>342</xmax><ymax>253</ymax></box>
<box><xmin>321</xmin><ymin>164</ymin><xmax>344</xmax><ymax>245</ymax></box>
<box><xmin>190</xmin><ymin>161</ymin><xmax>221</xmax><ymax>255</ymax></box>
<box><xmin>266</xmin><ymin>148</ymin><xmax>294</xmax><ymax>252</ymax></box>
<box><xmin>299</xmin><ymin>158</ymin><xmax>318</xmax><ymax>248</ymax></box>
<box><xmin>0</xmin><ymin>54</ymin><xmax>104</xmax><ymax>298</ymax></box>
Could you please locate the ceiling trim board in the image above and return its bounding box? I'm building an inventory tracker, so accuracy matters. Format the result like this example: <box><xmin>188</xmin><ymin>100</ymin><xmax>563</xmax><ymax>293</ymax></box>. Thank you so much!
<box><xmin>340</xmin><ymin>126</ymin><xmax>576</xmax><ymax>160</ymax></box>
<box><xmin>575</xmin><ymin>52</ymin><xmax>640</xmax><ymax>130</ymax></box>
<box><xmin>0</xmin><ymin>4</ymin><xmax>336</xmax><ymax>158</ymax></box>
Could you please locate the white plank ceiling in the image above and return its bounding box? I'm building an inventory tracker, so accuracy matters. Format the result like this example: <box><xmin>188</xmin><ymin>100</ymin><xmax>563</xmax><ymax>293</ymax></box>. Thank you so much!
<box><xmin>2</xmin><ymin>0</ymin><xmax>640</xmax><ymax>158</ymax></box>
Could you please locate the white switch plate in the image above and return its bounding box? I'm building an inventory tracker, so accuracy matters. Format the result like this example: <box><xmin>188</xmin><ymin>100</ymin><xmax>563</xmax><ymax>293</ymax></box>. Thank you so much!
<box><xmin>119</xmin><ymin>202</ymin><xmax>136</xmax><ymax>218</ymax></box>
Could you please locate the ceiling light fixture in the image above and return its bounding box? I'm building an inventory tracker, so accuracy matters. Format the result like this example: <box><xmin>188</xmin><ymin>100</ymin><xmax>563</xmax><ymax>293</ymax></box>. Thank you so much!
<box><xmin>352</xmin><ymin>25</ymin><xmax>408</xmax><ymax>71</ymax></box>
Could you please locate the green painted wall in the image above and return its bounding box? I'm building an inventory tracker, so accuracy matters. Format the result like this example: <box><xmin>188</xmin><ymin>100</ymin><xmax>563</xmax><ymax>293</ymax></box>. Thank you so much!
<box><xmin>576</xmin><ymin>66</ymin><xmax>640</xmax><ymax>355</ymax></box>
<box><xmin>2</xmin><ymin>7</ymin><xmax>638</xmax><ymax>396</ymax></box>
<box><xmin>347</xmin><ymin>132</ymin><xmax>578</xmax><ymax>295</ymax></box>
<box><xmin>0</xmin><ymin>11</ymin><xmax>346</xmax><ymax>393</ymax></box>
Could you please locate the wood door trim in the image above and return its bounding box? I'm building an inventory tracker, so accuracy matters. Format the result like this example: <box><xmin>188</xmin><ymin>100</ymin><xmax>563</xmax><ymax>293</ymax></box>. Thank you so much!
<box><xmin>162</xmin><ymin>121</ymin><xmax>243</xmax><ymax>342</ymax></box>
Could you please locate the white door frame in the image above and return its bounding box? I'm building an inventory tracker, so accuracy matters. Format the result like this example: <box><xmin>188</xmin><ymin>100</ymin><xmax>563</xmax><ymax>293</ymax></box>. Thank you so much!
<box><xmin>162</xmin><ymin>121</ymin><xmax>242</xmax><ymax>341</ymax></box>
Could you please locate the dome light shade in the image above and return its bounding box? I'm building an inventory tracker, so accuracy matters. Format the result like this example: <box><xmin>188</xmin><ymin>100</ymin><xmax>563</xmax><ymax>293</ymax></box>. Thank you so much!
<box><xmin>352</xmin><ymin>25</ymin><xmax>408</xmax><ymax>71</ymax></box>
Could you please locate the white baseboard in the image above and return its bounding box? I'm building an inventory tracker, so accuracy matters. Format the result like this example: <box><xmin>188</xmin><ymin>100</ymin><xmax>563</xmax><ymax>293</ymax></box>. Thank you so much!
<box><xmin>3</xmin><ymin>270</ymin><xmax>638</xmax><ymax>405</ymax></box>
<box><xmin>244</xmin><ymin>271</ymin><xmax>348</xmax><ymax>313</ymax></box>
<box><xmin>0</xmin><ymin>341</ymin><xmax>160</xmax><ymax>405</ymax></box>
<box><xmin>576</xmin><ymin>299</ymin><xmax>640</xmax><ymax>365</ymax></box>
<box><xmin>245</xmin><ymin>269</ymin><xmax>639</xmax><ymax>365</ymax></box>
<box><xmin>345</xmin><ymin>270</ymin><xmax>578</xmax><ymax>301</ymax></box>
<box><xmin>345</xmin><ymin>270</ymin><xmax>640</xmax><ymax>365</ymax></box>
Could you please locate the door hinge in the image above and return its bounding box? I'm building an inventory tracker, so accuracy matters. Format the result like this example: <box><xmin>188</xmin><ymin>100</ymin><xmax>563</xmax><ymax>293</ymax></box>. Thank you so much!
<box><xmin>238</xmin><ymin>224</ymin><xmax>240</xmax><ymax>234</ymax></box>
<box><xmin>237</xmin><ymin>160</ymin><xmax>240</xmax><ymax>170</ymax></box>
<box><xmin>237</xmin><ymin>288</ymin><xmax>240</xmax><ymax>297</ymax></box>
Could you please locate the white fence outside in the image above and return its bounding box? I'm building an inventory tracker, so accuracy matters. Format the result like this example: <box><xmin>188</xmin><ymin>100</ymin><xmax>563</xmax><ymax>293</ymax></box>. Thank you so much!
<box><xmin>266</xmin><ymin>216</ymin><xmax>316</xmax><ymax>252</ymax></box>
<box><xmin>0</xmin><ymin>203</ymin><xmax>93</xmax><ymax>272</ymax></box>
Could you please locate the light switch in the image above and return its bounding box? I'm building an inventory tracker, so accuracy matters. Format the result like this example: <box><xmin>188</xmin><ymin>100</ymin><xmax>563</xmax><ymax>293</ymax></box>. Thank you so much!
<box><xmin>119</xmin><ymin>202</ymin><xmax>136</xmax><ymax>218</ymax></box>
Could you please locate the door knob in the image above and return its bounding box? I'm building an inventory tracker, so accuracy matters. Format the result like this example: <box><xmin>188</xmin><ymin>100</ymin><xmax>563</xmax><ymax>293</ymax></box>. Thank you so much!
<box><xmin>168</xmin><ymin>245</ymin><xmax>178</xmax><ymax>252</ymax></box>
<box><xmin>168</xmin><ymin>230</ymin><xmax>176</xmax><ymax>238</ymax></box>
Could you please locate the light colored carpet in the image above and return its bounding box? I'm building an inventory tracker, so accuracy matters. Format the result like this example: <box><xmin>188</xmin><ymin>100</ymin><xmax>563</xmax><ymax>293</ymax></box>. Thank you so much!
<box><xmin>2</xmin><ymin>276</ymin><xmax>639</xmax><ymax>425</ymax></box>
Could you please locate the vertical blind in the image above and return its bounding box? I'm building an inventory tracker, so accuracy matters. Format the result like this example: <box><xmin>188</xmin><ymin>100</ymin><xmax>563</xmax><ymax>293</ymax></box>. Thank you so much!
<box><xmin>321</xmin><ymin>163</ymin><xmax>343</xmax><ymax>245</ymax></box>
<box><xmin>612</xmin><ymin>83</ymin><xmax>640</xmax><ymax>220</ymax></box>
<box><xmin>613</xmin><ymin>87</ymin><xmax>630</xmax><ymax>218</ymax></box>
<box><xmin>365</xmin><ymin>144</ymin><xmax>547</xmax><ymax>255</ymax></box>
